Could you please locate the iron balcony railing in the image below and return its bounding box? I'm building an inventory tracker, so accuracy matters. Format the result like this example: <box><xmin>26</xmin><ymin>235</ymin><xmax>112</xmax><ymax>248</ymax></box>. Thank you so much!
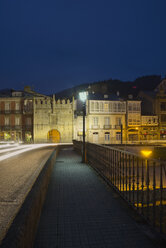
<box><xmin>0</xmin><ymin>110</ymin><xmax>23</xmax><ymax>114</ymax></box>
<box><xmin>73</xmin><ymin>140</ymin><xmax>166</xmax><ymax>236</ymax></box>
<box><xmin>103</xmin><ymin>125</ymin><xmax>111</xmax><ymax>129</ymax></box>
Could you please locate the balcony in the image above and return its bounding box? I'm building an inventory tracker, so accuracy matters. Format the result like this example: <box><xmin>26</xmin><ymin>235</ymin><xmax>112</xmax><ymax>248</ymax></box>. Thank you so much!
<box><xmin>115</xmin><ymin>125</ymin><xmax>121</xmax><ymax>129</ymax></box>
<box><xmin>104</xmin><ymin>125</ymin><xmax>111</xmax><ymax>129</ymax></box>
<box><xmin>15</xmin><ymin>125</ymin><xmax>22</xmax><ymax>130</ymax></box>
<box><xmin>14</xmin><ymin>110</ymin><xmax>22</xmax><ymax>114</ymax></box>
<box><xmin>24</xmin><ymin>125</ymin><xmax>33</xmax><ymax>130</ymax></box>
<box><xmin>4</xmin><ymin>110</ymin><xmax>11</xmax><ymax>114</ymax></box>
<box><xmin>91</xmin><ymin>125</ymin><xmax>100</xmax><ymax>129</ymax></box>
<box><xmin>3</xmin><ymin>125</ymin><xmax>11</xmax><ymax>130</ymax></box>
<box><xmin>0</xmin><ymin>110</ymin><xmax>22</xmax><ymax>114</ymax></box>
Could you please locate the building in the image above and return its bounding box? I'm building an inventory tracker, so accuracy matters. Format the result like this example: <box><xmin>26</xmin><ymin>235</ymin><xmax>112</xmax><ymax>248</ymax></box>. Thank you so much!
<box><xmin>139</xmin><ymin>79</ymin><xmax>166</xmax><ymax>140</ymax></box>
<box><xmin>0</xmin><ymin>87</ymin><xmax>74</xmax><ymax>143</ymax></box>
<box><xmin>33</xmin><ymin>94</ymin><xmax>74</xmax><ymax>143</ymax></box>
<box><xmin>0</xmin><ymin>89</ymin><xmax>33</xmax><ymax>142</ymax></box>
<box><xmin>0</xmin><ymin>83</ymin><xmax>163</xmax><ymax>144</ymax></box>
<box><xmin>74</xmin><ymin>93</ymin><xmax>143</xmax><ymax>144</ymax></box>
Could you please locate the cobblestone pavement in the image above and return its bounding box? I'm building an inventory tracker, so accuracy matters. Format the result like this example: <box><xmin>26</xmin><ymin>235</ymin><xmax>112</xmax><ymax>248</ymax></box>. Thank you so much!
<box><xmin>0</xmin><ymin>147</ymin><xmax>54</xmax><ymax>243</ymax></box>
<box><xmin>34</xmin><ymin>148</ymin><xmax>158</xmax><ymax>248</ymax></box>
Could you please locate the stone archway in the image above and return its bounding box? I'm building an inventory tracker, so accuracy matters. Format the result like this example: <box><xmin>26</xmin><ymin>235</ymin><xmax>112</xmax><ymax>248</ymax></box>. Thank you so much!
<box><xmin>48</xmin><ymin>129</ymin><xmax>61</xmax><ymax>143</ymax></box>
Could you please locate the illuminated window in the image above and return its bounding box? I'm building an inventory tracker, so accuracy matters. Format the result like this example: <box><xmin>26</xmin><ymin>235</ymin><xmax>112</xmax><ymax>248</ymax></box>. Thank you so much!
<box><xmin>5</xmin><ymin>117</ymin><xmax>10</xmax><ymax>125</ymax></box>
<box><xmin>116</xmin><ymin>117</ymin><xmax>121</xmax><ymax>125</ymax></box>
<box><xmin>15</xmin><ymin>117</ymin><xmax>20</xmax><ymax>125</ymax></box>
<box><xmin>15</xmin><ymin>102</ymin><xmax>20</xmax><ymax>110</ymax></box>
<box><xmin>104</xmin><ymin>103</ymin><xmax>108</xmax><ymax>111</ymax></box>
<box><xmin>116</xmin><ymin>132</ymin><xmax>121</xmax><ymax>141</ymax></box>
<box><xmin>100</xmin><ymin>102</ymin><xmax>103</xmax><ymax>111</ymax></box>
<box><xmin>105</xmin><ymin>132</ymin><xmax>110</xmax><ymax>141</ymax></box>
<box><xmin>93</xmin><ymin>117</ymin><xmax>98</xmax><ymax>126</ymax></box>
<box><xmin>91</xmin><ymin>102</ymin><xmax>94</xmax><ymax>111</ymax></box>
<box><xmin>5</xmin><ymin>103</ymin><xmax>10</xmax><ymax>111</ymax></box>
<box><xmin>104</xmin><ymin>117</ymin><xmax>110</xmax><ymax>125</ymax></box>
<box><xmin>109</xmin><ymin>102</ymin><xmax>112</xmax><ymax>112</ymax></box>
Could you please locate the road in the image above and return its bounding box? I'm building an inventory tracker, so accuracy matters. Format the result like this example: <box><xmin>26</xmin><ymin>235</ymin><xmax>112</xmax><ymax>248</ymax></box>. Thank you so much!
<box><xmin>0</xmin><ymin>144</ymin><xmax>57</xmax><ymax>243</ymax></box>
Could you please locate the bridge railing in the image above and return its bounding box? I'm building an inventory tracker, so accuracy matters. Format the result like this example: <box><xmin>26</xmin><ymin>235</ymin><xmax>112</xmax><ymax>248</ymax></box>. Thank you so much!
<box><xmin>73</xmin><ymin>140</ymin><xmax>166</xmax><ymax>236</ymax></box>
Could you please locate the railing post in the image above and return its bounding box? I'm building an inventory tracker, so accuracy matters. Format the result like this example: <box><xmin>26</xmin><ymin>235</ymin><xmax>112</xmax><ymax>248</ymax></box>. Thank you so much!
<box><xmin>122</xmin><ymin>152</ymin><xmax>125</xmax><ymax>194</ymax></box>
<box><xmin>132</xmin><ymin>155</ymin><xmax>135</xmax><ymax>207</ymax></box>
<box><xmin>160</xmin><ymin>161</ymin><xmax>163</xmax><ymax>233</ymax></box>
<box><xmin>146</xmin><ymin>159</ymin><xmax>150</xmax><ymax>221</ymax></box>
<box><xmin>136</xmin><ymin>157</ymin><xmax>139</xmax><ymax>210</ymax></box>
<box><xmin>141</xmin><ymin>159</ymin><xmax>144</xmax><ymax>215</ymax></box>
<box><xmin>115</xmin><ymin>150</ymin><xmax>117</xmax><ymax>187</ymax></box>
<box><xmin>125</xmin><ymin>154</ymin><xmax>128</xmax><ymax>200</ymax></box>
<box><xmin>119</xmin><ymin>151</ymin><xmax>122</xmax><ymax>192</ymax></box>
<box><xmin>153</xmin><ymin>161</ymin><xmax>156</xmax><ymax>228</ymax></box>
<box><xmin>129</xmin><ymin>155</ymin><xmax>131</xmax><ymax>203</ymax></box>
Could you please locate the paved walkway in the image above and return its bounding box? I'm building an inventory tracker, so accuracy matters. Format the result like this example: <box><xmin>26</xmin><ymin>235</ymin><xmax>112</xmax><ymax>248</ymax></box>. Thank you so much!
<box><xmin>34</xmin><ymin>148</ymin><xmax>158</xmax><ymax>248</ymax></box>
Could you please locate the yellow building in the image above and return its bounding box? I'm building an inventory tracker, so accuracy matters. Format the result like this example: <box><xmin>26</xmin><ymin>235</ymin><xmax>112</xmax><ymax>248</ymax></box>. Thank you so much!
<box><xmin>74</xmin><ymin>94</ymin><xmax>140</xmax><ymax>144</ymax></box>
<box><xmin>33</xmin><ymin>95</ymin><xmax>74</xmax><ymax>143</ymax></box>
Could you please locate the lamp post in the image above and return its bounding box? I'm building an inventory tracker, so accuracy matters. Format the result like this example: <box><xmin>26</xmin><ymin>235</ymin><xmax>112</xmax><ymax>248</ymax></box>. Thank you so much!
<box><xmin>79</xmin><ymin>92</ymin><xmax>87</xmax><ymax>163</ymax></box>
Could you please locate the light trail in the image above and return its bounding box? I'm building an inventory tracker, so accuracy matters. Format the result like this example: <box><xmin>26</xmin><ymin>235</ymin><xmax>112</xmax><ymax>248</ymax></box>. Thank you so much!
<box><xmin>0</xmin><ymin>145</ymin><xmax>34</xmax><ymax>154</ymax></box>
<box><xmin>0</xmin><ymin>143</ymin><xmax>72</xmax><ymax>162</ymax></box>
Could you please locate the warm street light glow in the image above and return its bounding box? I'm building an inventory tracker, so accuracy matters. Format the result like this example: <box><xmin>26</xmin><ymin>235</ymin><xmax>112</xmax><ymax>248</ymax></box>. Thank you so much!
<box><xmin>79</xmin><ymin>92</ymin><xmax>87</xmax><ymax>102</ymax></box>
<box><xmin>141</xmin><ymin>150</ymin><xmax>152</xmax><ymax>158</ymax></box>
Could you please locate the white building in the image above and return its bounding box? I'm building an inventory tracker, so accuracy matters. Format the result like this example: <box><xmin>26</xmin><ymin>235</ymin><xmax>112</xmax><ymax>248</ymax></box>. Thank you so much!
<box><xmin>74</xmin><ymin>93</ymin><xmax>142</xmax><ymax>144</ymax></box>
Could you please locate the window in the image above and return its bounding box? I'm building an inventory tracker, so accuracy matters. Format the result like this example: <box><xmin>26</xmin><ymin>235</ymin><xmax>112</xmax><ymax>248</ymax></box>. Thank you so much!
<box><xmin>105</xmin><ymin>132</ymin><xmax>110</xmax><ymax>141</ymax></box>
<box><xmin>109</xmin><ymin>102</ymin><xmax>112</xmax><ymax>112</ymax></box>
<box><xmin>15</xmin><ymin>102</ymin><xmax>20</xmax><ymax>110</ymax></box>
<box><xmin>100</xmin><ymin>102</ymin><xmax>103</xmax><ymax>111</ymax></box>
<box><xmin>93</xmin><ymin>117</ymin><xmax>98</xmax><ymax>126</ymax></box>
<box><xmin>116</xmin><ymin>132</ymin><xmax>121</xmax><ymax>141</ymax></box>
<box><xmin>128</xmin><ymin>114</ymin><xmax>140</xmax><ymax>125</ymax></box>
<box><xmin>104</xmin><ymin>103</ymin><xmax>109</xmax><ymax>111</ymax></box>
<box><xmin>91</xmin><ymin>102</ymin><xmax>94</xmax><ymax>111</ymax></box>
<box><xmin>128</xmin><ymin>102</ymin><xmax>140</xmax><ymax>112</ymax></box>
<box><xmin>160</xmin><ymin>102</ymin><xmax>166</xmax><ymax>111</ymax></box>
<box><xmin>116</xmin><ymin>117</ymin><xmax>121</xmax><ymax>125</ymax></box>
<box><xmin>5</xmin><ymin>117</ymin><xmax>10</xmax><ymax>126</ymax></box>
<box><xmin>128</xmin><ymin>103</ymin><xmax>132</xmax><ymax>111</ymax></box>
<box><xmin>118</xmin><ymin>103</ymin><xmax>121</xmax><ymax>112</ymax></box>
<box><xmin>95</xmin><ymin>102</ymin><xmax>99</xmax><ymax>112</ymax></box>
<box><xmin>113</xmin><ymin>103</ymin><xmax>117</xmax><ymax>112</ymax></box>
<box><xmin>161</xmin><ymin>115</ymin><xmax>166</xmax><ymax>122</ymax></box>
<box><xmin>15</xmin><ymin>117</ymin><xmax>20</xmax><ymax>125</ymax></box>
<box><xmin>93</xmin><ymin>132</ymin><xmax>98</xmax><ymax>143</ymax></box>
<box><xmin>104</xmin><ymin>117</ymin><xmax>110</xmax><ymax>125</ymax></box>
<box><xmin>5</xmin><ymin>103</ymin><xmax>10</xmax><ymax>111</ymax></box>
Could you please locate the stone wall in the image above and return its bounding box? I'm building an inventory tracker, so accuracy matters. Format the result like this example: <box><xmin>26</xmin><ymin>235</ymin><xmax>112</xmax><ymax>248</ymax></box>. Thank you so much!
<box><xmin>33</xmin><ymin>96</ymin><xmax>74</xmax><ymax>143</ymax></box>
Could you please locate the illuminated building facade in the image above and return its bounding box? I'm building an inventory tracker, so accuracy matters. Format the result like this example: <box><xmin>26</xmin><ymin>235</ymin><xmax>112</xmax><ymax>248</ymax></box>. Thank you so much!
<box><xmin>1</xmin><ymin>80</ymin><xmax>166</xmax><ymax>144</ymax></box>
<box><xmin>139</xmin><ymin>79</ymin><xmax>166</xmax><ymax>140</ymax></box>
<box><xmin>0</xmin><ymin>87</ymin><xmax>74</xmax><ymax>143</ymax></box>
<box><xmin>0</xmin><ymin>89</ymin><xmax>33</xmax><ymax>142</ymax></box>
<box><xmin>33</xmin><ymin>95</ymin><xmax>74</xmax><ymax>143</ymax></box>
<box><xmin>74</xmin><ymin>94</ymin><xmax>143</xmax><ymax>144</ymax></box>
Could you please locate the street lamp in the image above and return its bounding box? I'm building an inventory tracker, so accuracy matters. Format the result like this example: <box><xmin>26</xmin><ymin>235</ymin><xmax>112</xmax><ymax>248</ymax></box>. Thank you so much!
<box><xmin>141</xmin><ymin>150</ymin><xmax>152</xmax><ymax>188</ymax></box>
<box><xmin>79</xmin><ymin>92</ymin><xmax>87</xmax><ymax>163</ymax></box>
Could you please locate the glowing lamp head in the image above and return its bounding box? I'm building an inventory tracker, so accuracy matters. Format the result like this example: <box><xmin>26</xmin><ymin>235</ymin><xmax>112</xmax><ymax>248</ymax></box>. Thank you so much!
<box><xmin>141</xmin><ymin>150</ymin><xmax>152</xmax><ymax>158</ymax></box>
<box><xmin>79</xmin><ymin>92</ymin><xmax>87</xmax><ymax>102</ymax></box>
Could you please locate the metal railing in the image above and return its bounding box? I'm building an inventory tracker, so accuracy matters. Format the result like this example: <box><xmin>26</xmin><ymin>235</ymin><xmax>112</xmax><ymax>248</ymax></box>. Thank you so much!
<box><xmin>73</xmin><ymin>140</ymin><xmax>166</xmax><ymax>235</ymax></box>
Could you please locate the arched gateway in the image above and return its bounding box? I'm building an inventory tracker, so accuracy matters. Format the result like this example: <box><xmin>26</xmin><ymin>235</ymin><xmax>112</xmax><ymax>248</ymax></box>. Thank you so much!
<box><xmin>48</xmin><ymin>129</ymin><xmax>60</xmax><ymax>143</ymax></box>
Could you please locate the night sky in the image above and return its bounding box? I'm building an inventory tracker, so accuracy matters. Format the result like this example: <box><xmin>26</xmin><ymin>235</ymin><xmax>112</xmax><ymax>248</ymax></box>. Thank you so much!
<box><xmin>0</xmin><ymin>0</ymin><xmax>166</xmax><ymax>95</ymax></box>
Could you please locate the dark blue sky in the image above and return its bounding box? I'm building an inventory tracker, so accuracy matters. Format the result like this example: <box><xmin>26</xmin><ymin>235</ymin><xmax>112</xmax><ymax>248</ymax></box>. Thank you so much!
<box><xmin>0</xmin><ymin>0</ymin><xmax>166</xmax><ymax>94</ymax></box>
